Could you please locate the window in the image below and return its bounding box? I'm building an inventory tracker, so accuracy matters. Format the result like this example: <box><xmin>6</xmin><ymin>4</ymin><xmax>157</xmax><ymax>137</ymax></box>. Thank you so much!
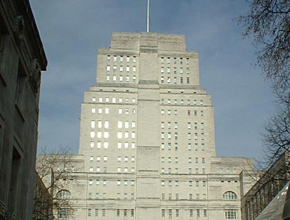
<box><xmin>225</xmin><ymin>210</ymin><xmax>237</xmax><ymax>219</ymax></box>
<box><xmin>102</xmin><ymin>209</ymin><xmax>106</xmax><ymax>217</ymax></box>
<box><xmin>175</xmin><ymin>157</ymin><xmax>178</xmax><ymax>163</ymax></box>
<box><xmin>104</xmin><ymin>121</ymin><xmax>109</xmax><ymax>128</ymax></box>
<box><xmin>190</xmin><ymin>209</ymin><xmax>193</xmax><ymax>217</ymax></box>
<box><xmin>197</xmin><ymin>209</ymin><xmax>200</xmax><ymax>218</ymax></box>
<box><xmin>56</xmin><ymin>190</ymin><xmax>71</xmax><ymax>199</ymax></box>
<box><xmin>162</xmin><ymin>209</ymin><xmax>165</xmax><ymax>217</ymax></box>
<box><xmin>105</xmin><ymin>108</ymin><xmax>109</xmax><ymax>114</ymax></box>
<box><xmin>223</xmin><ymin>191</ymin><xmax>238</xmax><ymax>200</ymax></box>
<box><xmin>176</xmin><ymin>209</ymin><xmax>179</xmax><ymax>217</ymax></box>
<box><xmin>124</xmin><ymin>209</ymin><xmax>127</xmax><ymax>217</ymax></box>
<box><xmin>169</xmin><ymin>209</ymin><xmax>172</xmax><ymax>217</ymax></box>
<box><xmin>131</xmin><ymin>209</ymin><xmax>134</xmax><ymax>217</ymax></box>
<box><xmin>92</xmin><ymin>108</ymin><xmax>96</xmax><ymax>114</ymax></box>
<box><xmin>57</xmin><ymin>208</ymin><xmax>69</xmax><ymax>219</ymax></box>
<box><xmin>117</xmin><ymin>209</ymin><xmax>120</xmax><ymax>217</ymax></box>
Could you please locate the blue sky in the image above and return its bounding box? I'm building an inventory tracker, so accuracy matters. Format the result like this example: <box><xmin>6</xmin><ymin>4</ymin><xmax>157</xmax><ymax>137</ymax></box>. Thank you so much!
<box><xmin>30</xmin><ymin>0</ymin><xmax>275</xmax><ymax>160</ymax></box>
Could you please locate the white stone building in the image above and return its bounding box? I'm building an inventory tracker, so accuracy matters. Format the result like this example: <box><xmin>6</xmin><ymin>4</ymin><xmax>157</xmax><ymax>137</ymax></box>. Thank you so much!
<box><xmin>49</xmin><ymin>32</ymin><xmax>256</xmax><ymax>220</ymax></box>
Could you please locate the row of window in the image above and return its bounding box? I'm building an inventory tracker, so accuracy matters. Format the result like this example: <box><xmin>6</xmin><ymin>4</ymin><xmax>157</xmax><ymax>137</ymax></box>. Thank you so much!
<box><xmin>161</xmin><ymin>132</ymin><xmax>205</xmax><ymax>141</ymax></box>
<box><xmin>89</xmin><ymin>179</ymin><xmax>135</xmax><ymax>186</ymax></box>
<box><xmin>161</xmin><ymin>98</ymin><xmax>203</xmax><ymax>106</ymax></box>
<box><xmin>88</xmin><ymin>208</ymin><xmax>236</xmax><ymax>219</ymax></box>
<box><xmin>89</xmin><ymin>167</ymin><xmax>135</xmax><ymax>173</ymax></box>
<box><xmin>87</xmin><ymin>166</ymin><xmax>206</xmax><ymax>174</ymax></box>
<box><xmin>161</xmin><ymin>157</ymin><xmax>206</xmax><ymax>164</ymax></box>
<box><xmin>161</xmin><ymin>121</ymin><xmax>204</xmax><ymax>130</ymax></box>
<box><xmin>162</xmin><ymin>193</ymin><xmax>207</xmax><ymax>200</ymax></box>
<box><xmin>160</xmin><ymin>142</ymin><xmax>206</xmax><ymax>151</ymax></box>
<box><xmin>92</xmin><ymin>97</ymin><xmax>136</xmax><ymax>103</ymax></box>
<box><xmin>88</xmin><ymin>208</ymin><xmax>135</xmax><ymax>217</ymax></box>
<box><xmin>106</xmin><ymin>75</ymin><xmax>137</xmax><ymax>83</ymax></box>
<box><xmin>162</xmin><ymin>209</ymin><xmax>206</xmax><ymax>218</ymax></box>
<box><xmin>160</xmin><ymin>57</ymin><xmax>190</xmax><ymax>65</ymax></box>
<box><xmin>90</xmin><ymin>141</ymin><xmax>136</xmax><ymax>149</ymax></box>
<box><xmin>90</xmin><ymin>121</ymin><xmax>136</xmax><ymax>129</ymax></box>
<box><xmin>161</xmin><ymin>76</ymin><xmax>190</xmax><ymax>84</ymax></box>
<box><xmin>62</xmin><ymin>208</ymin><xmax>237</xmax><ymax>219</ymax></box>
<box><xmin>106</xmin><ymin>65</ymin><xmax>137</xmax><ymax>72</ymax></box>
<box><xmin>107</xmin><ymin>55</ymin><xmax>137</xmax><ymax>63</ymax></box>
<box><xmin>161</xmin><ymin>109</ymin><xmax>204</xmax><ymax>116</ymax></box>
<box><xmin>89</xmin><ymin>156</ymin><xmax>135</xmax><ymax>163</ymax></box>
<box><xmin>161</xmin><ymin>167</ymin><xmax>207</xmax><ymax>174</ymax></box>
<box><xmin>90</xmin><ymin>131</ymin><xmax>136</xmax><ymax>139</ymax></box>
<box><xmin>161</xmin><ymin>66</ymin><xmax>190</xmax><ymax>74</ymax></box>
<box><xmin>161</xmin><ymin>180</ymin><xmax>207</xmax><ymax>187</ymax></box>
<box><xmin>88</xmin><ymin>192</ymin><xmax>135</xmax><ymax>200</ymax></box>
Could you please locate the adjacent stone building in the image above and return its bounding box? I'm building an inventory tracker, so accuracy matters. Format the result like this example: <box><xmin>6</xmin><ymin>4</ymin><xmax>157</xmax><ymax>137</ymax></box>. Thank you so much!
<box><xmin>0</xmin><ymin>0</ymin><xmax>47</xmax><ymax>219</ymax></box>
<box><xmin>241</xmin><ymin>151</ymin><xmax>290</xmax><ymax>220</ymax></box>
<box><xmin>41</xmin><ymin>32</ymin><xmax>257</xmax><ymax>220</ymax></box>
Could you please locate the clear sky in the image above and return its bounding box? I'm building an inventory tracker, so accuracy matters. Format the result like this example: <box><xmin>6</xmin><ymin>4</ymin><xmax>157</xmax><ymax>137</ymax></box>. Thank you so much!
<box><xmin>30</xmin><ymin>0</ymin><xmax>275</xmax><ymax>160</ymax></box>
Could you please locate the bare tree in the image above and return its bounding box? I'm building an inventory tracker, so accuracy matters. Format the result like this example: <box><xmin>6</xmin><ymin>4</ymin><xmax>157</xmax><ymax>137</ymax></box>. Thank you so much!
<box><xmin>239</xmin><ymin>0</ymin><xmax>290</xmax><ymax>95</ymax></box>
<box><xmin>239</xmin><ymin>0</ymin><xmax>290</xmax><ymax>166</ymax></box>
<box><xmin>35</xmin><ymin>147</ymin><xmax>80</xmax><ymax>219</ymax></box>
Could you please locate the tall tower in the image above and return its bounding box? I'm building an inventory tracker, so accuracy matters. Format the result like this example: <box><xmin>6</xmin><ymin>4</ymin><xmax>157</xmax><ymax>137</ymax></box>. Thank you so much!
<box><xmin>66</xmin><ymin>32</ymin><xmax>254</xmax><ymax>220</ymax></box>
<box><xmin>78</xmin><ymin>32</ymin><xmax>218</xmax><ymax>219</ymax></box>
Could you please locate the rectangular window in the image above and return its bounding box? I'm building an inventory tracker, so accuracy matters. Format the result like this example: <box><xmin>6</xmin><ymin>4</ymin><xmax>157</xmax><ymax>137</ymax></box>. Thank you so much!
<box><xmin>102</xmin><ymin>209</ymin><xmax>106</xmax><ymax>217</ymax></box>
<box><xmin>162</xmin><ymin>209</ymin><xmax>165</xmax><ymax>217</ymax></box>
<box><xmin>176</xmin><ymin>209</ymin><xmax>179</xmax><ymax>217</ymax></box>
<box><xmin>197</xmin><ymin>209</ymin><xmax>200</xmax><ymax>218</ymax></box>
<box><xmin>225</xmin><ymin>210</ymin><xmax>237</xmax><ymax>219</ymax></box>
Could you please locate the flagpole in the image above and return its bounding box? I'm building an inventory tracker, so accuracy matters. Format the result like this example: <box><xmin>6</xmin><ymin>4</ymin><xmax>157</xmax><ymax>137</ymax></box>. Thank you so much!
<box><xmin>146</xmin><ymin>0</ymin><xmax>150</xmax><ymax>32</ymax></box>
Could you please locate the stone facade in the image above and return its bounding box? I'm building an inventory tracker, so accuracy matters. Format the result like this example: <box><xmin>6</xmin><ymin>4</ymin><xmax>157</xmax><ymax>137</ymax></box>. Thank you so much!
<box><xmin>0</xmin><ymin>0</ymin><xmax>47</xmax><ymax>219</ymax></box>
<box><xmin>44</xmin><ymin>32</ymin><xmax>255</xmax><ymax>220</ymax></box>
<box><xmin>241</xmin><ymin>151</ymin><xmax>290</xmax><ymax>220</ymax></box>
